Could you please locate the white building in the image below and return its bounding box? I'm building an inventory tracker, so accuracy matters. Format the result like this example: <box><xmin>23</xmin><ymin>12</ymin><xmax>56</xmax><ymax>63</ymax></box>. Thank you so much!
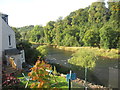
<box><xmin>0</xmin><ymin>13</ymin><xmax>25</xmax><ymax>69</ymax></box>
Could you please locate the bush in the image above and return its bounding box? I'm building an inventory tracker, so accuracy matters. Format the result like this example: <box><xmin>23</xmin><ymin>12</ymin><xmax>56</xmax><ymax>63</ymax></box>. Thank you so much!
<box><xmin>17</xmin><ymin>40</ymin><xmax>48</xmax><ymax>64</ymax></box>
<box><xmin>2</xmin><ymin>73</ymin><xmax>20</xmax><ymax>89</ymax></box>
<box><xmin>28</xmin><ymin>60</ymin><xmax>53</xmax><ymax>88</ymax></box>
<box><xmin>53</xmin><ymin>66</ymin><xmax>58</xmax><ymax>75</ymax></box>
<box><xmin>50</xmin><ymin>63</ymin><xmax>70</xmax><ymax>74</ymax></box>
<box><xmin>36</xmin><ymin>45</ymin><xmax>48</xmax><ymax>56</ymax></box>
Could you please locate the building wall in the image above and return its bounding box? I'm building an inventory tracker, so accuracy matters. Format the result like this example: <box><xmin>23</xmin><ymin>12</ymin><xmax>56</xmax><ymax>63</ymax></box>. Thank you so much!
<box><xmin>0</xmin><ymin>17</ymin><xmax>2</xmax><ymax>90</ymax></box>
<box><xmin>0</xmin><ymin>14</ymin><xmax>25</xmax><ymax>70</ymax></box>
<box><xmin>0</xmin><ymin>17</ymin><xmax>2</xmax><ymax>59</ymax></box>
<box><xmin>1</xmin><ymin>17</ymin><xmax>16</xmax><ymax>51</ymax></box>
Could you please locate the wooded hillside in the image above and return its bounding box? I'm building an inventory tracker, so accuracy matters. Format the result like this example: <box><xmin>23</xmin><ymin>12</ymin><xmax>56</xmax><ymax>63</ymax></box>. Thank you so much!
<box><xmin>17</xmin><ymin>1</ymin><xmax>120</xmax><ymax>49</ymax></box>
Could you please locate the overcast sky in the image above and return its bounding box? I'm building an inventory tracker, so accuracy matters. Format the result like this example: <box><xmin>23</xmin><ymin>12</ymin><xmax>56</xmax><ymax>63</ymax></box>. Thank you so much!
<box><xmin>0</xmin><ymin>0</ymin><xmax>109</xmax><ymax>27</ymax></box>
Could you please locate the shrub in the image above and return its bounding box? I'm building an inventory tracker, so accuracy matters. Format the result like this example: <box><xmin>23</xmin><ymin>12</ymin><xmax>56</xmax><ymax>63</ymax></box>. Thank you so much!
<box><xmin>2</xmin><ymin>73</ymin><xmax>20</xmax><ymax>89</ymax></box>
<box><xmin>50</xmin><ymin>63</ymin><xmax>70</xmax><ymax>74</ymax></box>
<box><xmin>28</xmin><ymin>60</ymin><xmax>53</xmax><ymax>88</ymax></box>
<box><xmin>36</xmin><ymin>45</ymin><xmax>48</xmax><ymax>56</ymax></box>
<box><xmin>53</xmin><ymin>66</ymin><xmax>58</xmax><ymax>75</ymax></box>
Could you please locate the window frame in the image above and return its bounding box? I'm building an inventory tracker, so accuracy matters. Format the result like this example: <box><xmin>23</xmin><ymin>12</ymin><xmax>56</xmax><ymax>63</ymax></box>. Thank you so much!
<box><xmin>8</xmin><ymin>35</ymin><xmax>12</xmax><ymax>48</ymax></box>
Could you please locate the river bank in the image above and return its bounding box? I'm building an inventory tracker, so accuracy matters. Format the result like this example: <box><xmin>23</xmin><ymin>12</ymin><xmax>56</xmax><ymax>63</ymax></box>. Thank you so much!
<box><xmin>30</xmin><ymin>41</ymin><xmax>119</xmax><ymax>59</ymax></box>
<box><xmin>54</xmin><ymin>46</ymin><xmax>119</xmax><ymax>59</ymax></box>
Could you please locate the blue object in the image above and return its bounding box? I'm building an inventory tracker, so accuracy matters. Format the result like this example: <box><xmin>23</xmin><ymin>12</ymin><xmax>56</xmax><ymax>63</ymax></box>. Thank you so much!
<box><xmin>49</xmin><ymin>70</ymin><xmax>52</xmax><ymax>74</ymax></box>
<box><xmin>66</xmin><ymin>73</ymin><xmax>76</xmax><ymax>81</ymax></box>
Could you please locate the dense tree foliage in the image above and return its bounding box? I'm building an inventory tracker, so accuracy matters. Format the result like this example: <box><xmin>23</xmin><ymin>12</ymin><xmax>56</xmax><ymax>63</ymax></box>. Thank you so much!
<box><xmin>17</xmin><ymin>1</ymin><xmax>120</xmax><ymax>49</ymax></box>
<box><xmin>83</xmin><ymin>30</ymin><xmax>100</xmax><ymax>47</ymax></box>
<box><xmin>17</xmin><ymin>25</ymin><xmax>34</xmax><ymax>32</ymax></box>
<box><xmin>12</xmin><ymin>27</ymin><xmax>21</xmax><ymax>43</ymax></box>
<box><xmin>99</xmin><ymin>25</ymin><xmax>119</xmax><ymax>49</ymax></box>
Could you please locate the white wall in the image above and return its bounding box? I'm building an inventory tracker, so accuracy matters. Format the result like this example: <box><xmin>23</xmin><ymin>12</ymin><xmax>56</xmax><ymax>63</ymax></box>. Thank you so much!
<box><xmin>0</xmin><ymin>17</ymin><xmax>2</xmax><ymax>59</ymax></box>
<box><xmin>0</xmin><ymin>14</ymin><xmax>25</xmax><ymax>70</ymax></box>
<box><xmin>0</xmin><ymin>17</ymin><xmax>2</xmax><ymax>90</ymax></box>
<box><xmin>1</xmin><ymin>17</ymin><xmax>16</xmax><ymax>51</ymax></box>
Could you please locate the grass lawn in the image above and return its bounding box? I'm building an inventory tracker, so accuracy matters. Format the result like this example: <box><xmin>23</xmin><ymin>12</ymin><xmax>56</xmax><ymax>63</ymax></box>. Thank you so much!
<box><xmin>17</xmin><ymin>73</ymin><xmax>68</xmax><ymax>88</ymax></box>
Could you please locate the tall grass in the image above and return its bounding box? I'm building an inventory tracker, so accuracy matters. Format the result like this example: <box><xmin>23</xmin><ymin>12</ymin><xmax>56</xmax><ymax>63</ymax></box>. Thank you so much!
<box><xmin>55</xmin><ymin>46</ymin><xmax>119</xmax><ymax>59</ymax></box>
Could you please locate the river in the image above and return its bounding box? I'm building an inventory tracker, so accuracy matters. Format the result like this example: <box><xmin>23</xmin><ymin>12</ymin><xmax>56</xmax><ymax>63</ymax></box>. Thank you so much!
<box><xmin>46</xmin><ymin>46</ymin><xmax>73</xmax><ymax>67</ymax></box>
<box><xmin>46</xmin><ymin>46</ymin><xmax>119</xmax><ymax>88</ymax></box>
<box><xmin>33</xmin><ymin>45</ymin><xmax>119</xmax><ymax>88</ymax></box>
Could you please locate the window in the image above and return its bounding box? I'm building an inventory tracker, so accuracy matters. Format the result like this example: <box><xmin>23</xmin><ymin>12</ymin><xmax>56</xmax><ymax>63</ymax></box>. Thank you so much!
<box><xmin>8</xmin><ymin>35</ymin><xmax>11</xmax><ymax>46</ymax></box>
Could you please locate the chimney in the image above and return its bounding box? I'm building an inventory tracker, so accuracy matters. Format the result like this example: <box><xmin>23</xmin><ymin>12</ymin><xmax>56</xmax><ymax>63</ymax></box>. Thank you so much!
<box><xmin>0</xmin><ymin>13</ymin><xmax>8</xmax><ymax>24</ymax></box>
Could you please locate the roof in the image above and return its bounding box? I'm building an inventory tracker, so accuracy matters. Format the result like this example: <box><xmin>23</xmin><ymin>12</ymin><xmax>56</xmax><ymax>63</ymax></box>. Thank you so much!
<box><xmin>0</xmin><ymin>12</ymin><xmax>8</xmax><ymax>17</ymax></box>
<box><xmin>5</xmin><ymin>48</ymin><xmax>21</xmax><ymax>55</ymax></box>
<box><xmin>0</xmin><ymin>12</ymin><xmax>8</xmax><ymax>15</ymax></box>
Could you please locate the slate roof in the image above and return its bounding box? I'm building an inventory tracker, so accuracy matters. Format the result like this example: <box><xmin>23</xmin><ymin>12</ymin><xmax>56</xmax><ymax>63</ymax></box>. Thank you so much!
<box><xmin>5</xmin><ymin>48</ymin><xmax>21</xmax><ymax>55</ymax></box>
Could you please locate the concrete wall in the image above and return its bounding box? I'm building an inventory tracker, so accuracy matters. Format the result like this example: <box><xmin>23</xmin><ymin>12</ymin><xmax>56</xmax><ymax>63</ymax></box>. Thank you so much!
<box><xmin>109</xmin><ymin>67</ymin><xmax>119</xmax><ymax>88</ymax></box>
<box><xmin>13</xmin><ymin>54</ymin><xmax>22</xmax><ymax>69</ymax></box>
<box><xmin>20</xmin><ymin>50</ymin><xmax>25</xmax><ymax>63</ymax></box>
<box><xmin>7</xmin><ymin>55</ymin><xmax>22</xmax><ymax>69</ymax></box>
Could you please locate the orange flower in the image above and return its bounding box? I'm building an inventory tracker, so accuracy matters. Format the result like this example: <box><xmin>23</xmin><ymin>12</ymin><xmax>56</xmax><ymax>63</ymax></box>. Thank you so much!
<box><xmin>37</xmin><ymin>81</ymin><xmax>44</xmax><ymax>88</ymax></box>
<box><xmin>28</xmin><ymin>72</ymin><xmax>32</xmax><ymax>76</ymax></box>
<box><xmin>32</xmin><ymin>76</ymin><xmax>38</xmax><ymax>80</ymax></box>
<box><xmin>30</xmin><ymin>83</ymin><xmax>36</xmax><ymax>88</ymax></box>
<box><xmin>28</xmin><ymin>59</ymin><xmax>53</xmax><ymax>88</ymax></box>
